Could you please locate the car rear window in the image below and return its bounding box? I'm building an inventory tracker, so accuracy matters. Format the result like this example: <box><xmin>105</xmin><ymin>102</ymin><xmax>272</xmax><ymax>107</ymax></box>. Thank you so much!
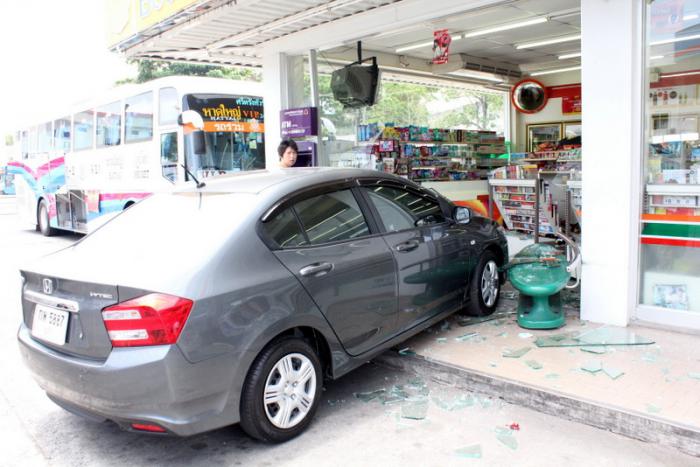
<box><xmin>74</xmin><ymin>192</ymin><xmax>257</xmax><ymax>257</ymax></box>
<box><xmin>263</xmin><ymin>208</ymin><xmax>308</xmax><ymax>248</ymax></box>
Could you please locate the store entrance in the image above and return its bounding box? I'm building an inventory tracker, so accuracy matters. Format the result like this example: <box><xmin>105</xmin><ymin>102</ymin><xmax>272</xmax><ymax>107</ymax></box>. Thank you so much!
<box><xmin>307</xmin><ymin>0</ymin><xmax>582</xmax><ymax>246</ymax></box>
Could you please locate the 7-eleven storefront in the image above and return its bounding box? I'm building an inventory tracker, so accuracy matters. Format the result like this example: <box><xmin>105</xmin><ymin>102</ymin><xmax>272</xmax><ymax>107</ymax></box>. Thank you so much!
<box><xmin>111</xmin><ymin>0</ymin><xmax>700</xmax><ymax>331</ymax></box>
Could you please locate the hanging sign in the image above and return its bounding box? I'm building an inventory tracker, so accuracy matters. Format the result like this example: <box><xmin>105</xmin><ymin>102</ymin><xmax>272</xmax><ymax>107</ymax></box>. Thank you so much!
<box><xmin>432</xmin><ymin>30</ymin><xmax>452</xmax><ymax>65</ymax></box>
<box><xmin>281</xmin><ymin>107</ymin><xmax>318</xmax><ymax>137</ymax></box>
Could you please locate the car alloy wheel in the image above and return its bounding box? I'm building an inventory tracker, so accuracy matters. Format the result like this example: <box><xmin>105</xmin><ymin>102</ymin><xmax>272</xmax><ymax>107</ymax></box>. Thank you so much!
<box><xmin>263</xmin><ymin>353</ymin><xmax>317</xmax><ymax>429</ymax></box>
<box><xmin>480</xmin><ymin>260</ymin><xmax>499</xmax><ymax>308</ymax></box>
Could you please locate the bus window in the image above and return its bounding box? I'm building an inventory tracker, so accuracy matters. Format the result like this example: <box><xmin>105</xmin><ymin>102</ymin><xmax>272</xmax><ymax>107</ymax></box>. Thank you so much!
<box><xmin>54</xmin><ymin>117</ymin><xmax>71</xmax><ymax>153</ymax></box>
<box><xmin>73</xmin><ymin>110</ymin><xmax>94</xmax><ymax>151</ymax></box>
<box><xmin>125</xmin><ymin>92</ymin><xmax>153</xmax><ymax>143</ymax></box>
<box><xmin>38</xmin><ymin>122</ymin><xmax>52</xmax><ymax>153</ymax></box>
<box><xmin>28</xmin><ymin>126</ymin><xmax>38</xmax><ymax>155</ymax></box>
<box><xmin>159</xmin><ymin>87</ymin><xmax>179</xmax><ymax>126</ymax></box>
<box><xmin>160</xmin><ymin>132</ymin><xmax>178</xmax><ymax>182</ymax></box>
<box><xmin>96</xmin><ymin>101</ymin><xmax>121</xmax><ymax>147</ymax></box>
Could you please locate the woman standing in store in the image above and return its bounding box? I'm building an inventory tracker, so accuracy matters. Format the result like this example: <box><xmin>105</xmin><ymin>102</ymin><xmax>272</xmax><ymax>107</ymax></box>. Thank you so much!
<box><xmin>278</xmin><ymin>139</ymin><xmax>298</xmax><ymax>168</ymax></box>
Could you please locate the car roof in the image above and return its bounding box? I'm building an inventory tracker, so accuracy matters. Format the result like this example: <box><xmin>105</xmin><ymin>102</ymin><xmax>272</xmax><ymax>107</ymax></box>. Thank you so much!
<box><xmin>175</xmin><ymin>167</ymin><xmax>408</xmax><ymax>196</ymax></box>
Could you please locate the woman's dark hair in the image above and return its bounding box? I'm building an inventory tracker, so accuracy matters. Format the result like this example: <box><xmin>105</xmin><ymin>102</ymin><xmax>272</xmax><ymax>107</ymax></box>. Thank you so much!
<box><xmin>277</xmin><ymin>139</ymin><xmax>299</xmax><ymax>158</ymax></box>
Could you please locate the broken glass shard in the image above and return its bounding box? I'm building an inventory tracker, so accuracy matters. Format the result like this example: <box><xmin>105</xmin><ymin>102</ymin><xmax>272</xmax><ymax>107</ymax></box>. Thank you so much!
<box><xmin>455</xmin><ymin>444</ymin><xmax>482</xmax><ymax>459</ymax></box>
<box><xmin>688</xmin><ymin>372</ymin><xmax>700</xmax><ymax>381</ymax></box>
<box><xmin>436</xmin><ymin>337</ymin><xmax>448</xmax><ymax>344</ymax></box>
<box><xmin>502</xmin><ymin>347</ymin><xmax>531</xmax><ymax>358</ymax></box>
<box><xmin>457</xmin><ymin>310</ymin><xmax>515</xmax><ymax>327</ymax></box>
<box><xmin>545</xmin><ymin>373</ymin><xmax>560</xmax><ymax>380</ymax></box>
<box><xmin>602</xmin><ymin>366</ymin><xmax>624</xmax><ymax>380</ymax></box>
<box><xmin>455</xmin><ymin>332</ymin><xmax>481</xmax><ymax>342</ymax></box>
<box><xmin>580</xmin><ymin>346</ymin><xmax>607</xmax><ymax>354</ymax></box>
<box><xmin>398</xmin><ymin>347</ymin><xmax>416</xmax><ymax>356</ymax></box>
<box><xmin>354</xmin><ymin>389</ymin><xmax>386</xmax><ymax>402</ymax></box>
<box><xmin>401</xmin><ymin>400</ymin><xmax>429</xmax><ymax>420</ymax></box>
<box><xmin>525</xmin><ymin>360</ymin><xmax>543</xmax><ymax>370</ymax></box>
<box><xmin>496</xmin><ymin>430</ymin><xmax>518</xmax><ymax>450</ymax></box>
<box><xmin>535</xmin><ymin>326</ymin><xmax>654</xmax><ymax>348</ymax></box>
<box><xmin>581</xmin><ymin>360</ymin><xmax>602</xmax><ymax>373</ymax></box>
<box><xmin>646</xmin><ymin>404</ymin><xmax>662</xmax><ymax>414</ymax></box>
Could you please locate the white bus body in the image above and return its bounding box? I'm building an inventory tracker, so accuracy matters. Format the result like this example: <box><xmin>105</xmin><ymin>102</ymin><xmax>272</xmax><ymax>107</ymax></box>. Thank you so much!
<box><xmin>11</xmin><ymin>76</ymin><xmax>264</xmax><ymax>234</ymax></box>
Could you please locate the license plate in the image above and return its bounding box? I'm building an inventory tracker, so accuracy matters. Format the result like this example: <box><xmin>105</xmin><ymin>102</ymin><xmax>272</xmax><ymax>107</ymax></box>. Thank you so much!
<box><xmin>31</xmin><ymin>304</ymin><xmax>69</xmax><ymax>345</ymax></box>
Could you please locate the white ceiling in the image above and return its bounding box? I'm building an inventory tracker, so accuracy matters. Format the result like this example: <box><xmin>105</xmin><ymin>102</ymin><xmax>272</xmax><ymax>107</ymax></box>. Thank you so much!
<box><xmin>119</xmin><ymin>0</ymin><xmax>581</xmax><ymax>80</ymax></box>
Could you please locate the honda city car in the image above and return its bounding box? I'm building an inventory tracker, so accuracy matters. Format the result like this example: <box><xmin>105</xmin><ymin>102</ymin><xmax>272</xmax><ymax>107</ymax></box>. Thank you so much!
<box><xmin>17</xmin><ymin>168</ymin><xmax>507</xmax><ymax>442</ymax></box>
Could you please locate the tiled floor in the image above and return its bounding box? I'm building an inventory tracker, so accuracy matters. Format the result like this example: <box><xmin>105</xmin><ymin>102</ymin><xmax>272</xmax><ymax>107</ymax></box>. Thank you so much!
<box><xmin>401</xmin><ymin>286</ymin><xmax>700</xmax><ymax>430</ymax></box>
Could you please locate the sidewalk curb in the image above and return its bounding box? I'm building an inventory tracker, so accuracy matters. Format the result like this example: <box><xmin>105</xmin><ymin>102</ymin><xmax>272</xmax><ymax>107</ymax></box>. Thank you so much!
<box><xmin>375</xmin><ymin>350</ymin><xmax>700</xmax><ymax>458</ymax></box>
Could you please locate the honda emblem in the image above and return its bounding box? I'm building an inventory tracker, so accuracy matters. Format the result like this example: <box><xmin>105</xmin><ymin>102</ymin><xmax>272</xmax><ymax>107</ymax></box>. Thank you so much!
<box><xmin>42</xmin><ymin>278</ymin><xmax>54</xmax><ymax>295</ymax></box>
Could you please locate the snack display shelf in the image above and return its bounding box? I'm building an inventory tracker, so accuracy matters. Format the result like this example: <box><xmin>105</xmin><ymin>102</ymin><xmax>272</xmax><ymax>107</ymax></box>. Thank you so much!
<box><xmin>490</xmin><ymin>178</ymin><xmax>555</xmax><ymax>234</ymax></box>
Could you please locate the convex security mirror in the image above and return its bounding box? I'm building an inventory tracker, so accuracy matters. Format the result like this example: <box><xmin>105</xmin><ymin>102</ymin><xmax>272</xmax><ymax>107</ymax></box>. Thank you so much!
<box><xmin>453</xmin><ymin>206</ymin><xmax>471</xmax><ymax>224</ymax></box>
<box><xmin>178</xmin><ymin>110</ymin><xmax>206</xmax><ymax>155</ymax></box>
<box><xmin>511</xmin><ymin>78</ymin><xmax>548</xmax><ymax>114</ymax></box>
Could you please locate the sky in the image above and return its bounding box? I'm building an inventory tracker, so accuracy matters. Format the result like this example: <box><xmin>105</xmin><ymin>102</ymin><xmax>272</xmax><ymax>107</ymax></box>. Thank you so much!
<box><xmin>0</xmin><ymin>1</ymin><xmax>135</xmax><ymax>144</ymax></box>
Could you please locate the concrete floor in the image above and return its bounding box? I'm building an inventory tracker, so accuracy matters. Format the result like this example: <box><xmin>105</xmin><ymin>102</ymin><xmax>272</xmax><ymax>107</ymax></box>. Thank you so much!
<box><xmin>0</xmin><ymin>196</ymin><xmax>698</xmax><ymax>466</ymax></box>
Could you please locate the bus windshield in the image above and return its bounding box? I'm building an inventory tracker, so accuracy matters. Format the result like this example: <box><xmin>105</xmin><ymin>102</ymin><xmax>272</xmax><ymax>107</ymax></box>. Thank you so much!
<box><xmin>184</xmin><ymin>94</ymin><xmax>265</xmax><ymax>178</ymax></box>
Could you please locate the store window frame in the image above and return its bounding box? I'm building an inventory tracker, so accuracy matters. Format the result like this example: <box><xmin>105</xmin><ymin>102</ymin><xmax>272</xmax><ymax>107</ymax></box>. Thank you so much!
<box><xmin>635</xmin><ymin>1</ymin><xmax>700</xmax><ymax>329</ymax></box>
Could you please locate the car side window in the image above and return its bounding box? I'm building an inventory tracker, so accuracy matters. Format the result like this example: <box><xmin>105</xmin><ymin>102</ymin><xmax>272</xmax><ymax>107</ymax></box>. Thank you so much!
<box><xmin>364</xmin><ymin>185</ymin><xmax>445</xmax><ymax>231</ymax></box>
<box><xmin>263</xmin><ymin>208</ymin><xmax>308</xmax><ymax>248</ymax></box>
<box><xmin>294</xmin><ymin>189</ymin><xmax>370</xmax><ymax>244</ymax></box>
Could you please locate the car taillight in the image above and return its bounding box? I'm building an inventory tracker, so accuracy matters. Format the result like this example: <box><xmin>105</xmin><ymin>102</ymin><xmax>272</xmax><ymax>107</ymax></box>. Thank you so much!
<box><xmin>102</xmin><ymin>293</ymin><xmax>193</xmax><ymax>347</ymax></box>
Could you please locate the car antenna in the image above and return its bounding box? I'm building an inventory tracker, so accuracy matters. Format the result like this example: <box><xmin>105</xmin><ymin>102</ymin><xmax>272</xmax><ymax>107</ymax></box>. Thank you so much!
<box><xmin>180</xmin><ymin>164</ymin><xmax>205</xmax><ymax>188</ymax></box>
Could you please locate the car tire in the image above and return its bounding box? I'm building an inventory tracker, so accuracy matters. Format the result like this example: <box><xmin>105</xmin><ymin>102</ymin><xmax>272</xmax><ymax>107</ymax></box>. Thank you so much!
<box><xmin>239</xmin><ymin>337</ymin><xmax>322</xmax><ymax>443</ymax></box>
<box><xmin>463</xmin><ymin>251</ymin><xmax>500</xmax><ymax>317</ymax></box>
<box><xmin>38</xmin><ymin>199</ymin><xmax>56</xmax><ymax>237</ymax></box>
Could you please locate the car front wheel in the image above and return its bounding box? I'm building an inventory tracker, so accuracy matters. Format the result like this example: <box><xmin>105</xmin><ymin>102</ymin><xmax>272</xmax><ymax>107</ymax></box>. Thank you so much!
<box><xmin>240</xmin><ymin>337</ymin><xmax>322</xmax><ymax>443</ymax></box>
<box><xmin>464</xmin><ymin>251</ymin><xmax>500</xmax><ymax>317</ymax></box>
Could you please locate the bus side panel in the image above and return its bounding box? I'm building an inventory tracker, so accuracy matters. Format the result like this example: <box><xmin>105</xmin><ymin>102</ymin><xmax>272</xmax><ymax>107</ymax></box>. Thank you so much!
<box><xmin>8</xmin><ymin>156</ymin><xmax>66</xmax><ymax>229</ymax></box>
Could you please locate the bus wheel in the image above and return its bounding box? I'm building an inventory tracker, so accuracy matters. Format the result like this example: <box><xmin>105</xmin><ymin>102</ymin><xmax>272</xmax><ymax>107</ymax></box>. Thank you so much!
<box><xmin>38</xmin><ymin>199</ymin><xmax>56</xmax><ymax>237</ymax></box>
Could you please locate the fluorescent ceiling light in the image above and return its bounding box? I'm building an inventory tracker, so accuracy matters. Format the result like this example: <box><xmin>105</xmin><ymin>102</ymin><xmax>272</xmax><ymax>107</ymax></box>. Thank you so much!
<box><xmin>396</xmin><ymin>36</ymin><xmax>462</xmax><ymax>53</ymax></box>
<box><xmin>683</xmin><ymin>13</ymin><xmax>699</xmax><ymax>21</ymax></box>
<box><xmin>662</xmin><ymin>70</ymin><xmax>700</xmax><ymax>78</ymax></box>
<box><xmin>652</xmin><ymin>133</ymin><xmax>699</xmax><ymax>144</ymax></box>
<box><xmin>558</xmin><ymin>52</ymin><xmax>581</xmax><ymax>60</ymax></box>
<box><xmin>447</xmin><ymin>69</ymin><xmax>504</xmax><ymax>82</ymax></box>
<box><xmin>650</xmin><ymin>55</ymin><xmax>664</xmax><ymax>60</ymax></box>
<box><xmin>516</xmin><ymin>34</ymin><xmax>581</xmax><ymax>49</ymax></box>
<box><xmin>650</xmin><ymin>33</ymin><xmax>700</xmax><ymax>46</ymax></box>
<box><xmin>530</xmin><ymin>66</ymin><xmax>581</xmax><ymax>76</ymax></box>
<box><xmin>462</xmin><ymin>17</ymin><xmax>548</xmax><ymax>38</ymax></box>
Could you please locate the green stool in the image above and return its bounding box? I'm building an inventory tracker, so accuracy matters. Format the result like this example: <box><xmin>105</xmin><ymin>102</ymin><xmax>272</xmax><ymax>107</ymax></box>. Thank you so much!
<box><xmin>508</xmin><ymin>243</ymin><xmax>570</xmax><ymax>330</ymax></box>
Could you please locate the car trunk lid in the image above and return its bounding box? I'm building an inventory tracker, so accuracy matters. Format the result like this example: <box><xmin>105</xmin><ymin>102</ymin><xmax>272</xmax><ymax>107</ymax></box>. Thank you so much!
<box><xmin>21</xmin><ymin>271</ymin><xmax>118</xmax><ymax>360</ymax></box>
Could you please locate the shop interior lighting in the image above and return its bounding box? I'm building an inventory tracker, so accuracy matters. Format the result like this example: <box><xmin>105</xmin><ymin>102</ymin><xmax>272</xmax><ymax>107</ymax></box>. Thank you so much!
<box><xmin>396</xmin><ymin>36</ymin><xmax>462</xmax><ymax>53</ymax></box>
<box><xmin>683</xmin><ymin>13</ymin><xmax>699</xmax><ymax>21</ymax></box>
<box><xmin>650</xmin><ymin>55</ymin><xmax>665</xmax><ymax>60</ymax></box>
<box><xmin>395</xmin><ymin>16</ymin><xmax>548</xmax><ymax>53</ymax></box>
<box><xmin>447</xmin><ymin>69</ymin><xmax>504</xmax><ymax>82</ymax></box>
<box><xmin>516</xmin><ymin>34</ymin><xmax>581</xmax><ymax>49</ymax></box>
<box><xmin>558</xmin><ymin>52</ymin><xmax>581</xmax><ymax>60</ymax></box>
<box><xmin>461</xmin><ymin>17</ymin><xmax>548</xmax><ymax>38</ymax></box>
<box><xmin>650</xmin><ymin>33</ymin><xmax>700</xmax><ymax>46</ymax></box>
<box><xmin>530</xmin><ymin>66</ymin><xmax>581</xmax><ymax>76</ymax></box>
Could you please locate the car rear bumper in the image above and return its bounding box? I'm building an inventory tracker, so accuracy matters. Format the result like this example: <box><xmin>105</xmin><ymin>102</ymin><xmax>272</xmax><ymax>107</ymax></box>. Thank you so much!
<box><xmin>17</xmin><ymin>323</ymin><xmax>240</xmax><ymax>436</ymax></box>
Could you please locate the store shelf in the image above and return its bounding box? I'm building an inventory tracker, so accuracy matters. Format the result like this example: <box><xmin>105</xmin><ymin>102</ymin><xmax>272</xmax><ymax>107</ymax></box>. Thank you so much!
<box><xmin>646</xmin><ymin>184</ymin><xmax>700</xmax><ymax>195</ymax></box>
<box><xmin>411</xmin><ymin>166</ymin><xmax>449</xmax><ymax>170</ymax></box>
<box><xmin>489</xmin><ymin>179</ymin><xmax>536</xmax><ymax>187</ymax></box>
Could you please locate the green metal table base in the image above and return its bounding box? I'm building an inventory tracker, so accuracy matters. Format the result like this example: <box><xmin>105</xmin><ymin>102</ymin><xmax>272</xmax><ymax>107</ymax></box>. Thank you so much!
<box><xmin>517</xmin><ymin>292</ymin><xmax>566</xmax><ymax>329</ymax></box>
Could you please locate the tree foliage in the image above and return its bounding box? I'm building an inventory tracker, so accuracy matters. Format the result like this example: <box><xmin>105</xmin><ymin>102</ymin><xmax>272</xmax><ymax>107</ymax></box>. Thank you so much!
<box><xmin>116</xmin><ymin>59</ymin><xmax>262</xmax><ymax>85</ymax></box>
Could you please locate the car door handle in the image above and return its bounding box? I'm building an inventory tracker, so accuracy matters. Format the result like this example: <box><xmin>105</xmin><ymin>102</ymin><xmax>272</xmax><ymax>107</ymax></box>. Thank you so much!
<box><xmin>299</xmin><ymin>262</ymin><xmax>334</xmax><ymax>277</ymax></box>
<box><xmin>395</xmin><ymin>240</ymin><xmax>419</xmax><ymax>252</ymax></box>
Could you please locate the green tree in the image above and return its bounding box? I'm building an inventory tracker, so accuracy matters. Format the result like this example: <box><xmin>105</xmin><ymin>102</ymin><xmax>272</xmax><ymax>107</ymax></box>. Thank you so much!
<box><xmin>4</xmin><ymin>134</ymin><xmax>13</xmax><ymax>146</ymax></box>
<box><xmin>116</xmin><ymin>59</ymin><xmax>262</xmax><ymax>85</ymax></box>
<box><xmin>431</xmin><ymin>89</ymin><xmax>504</xmax><ymax>131</ymax></box>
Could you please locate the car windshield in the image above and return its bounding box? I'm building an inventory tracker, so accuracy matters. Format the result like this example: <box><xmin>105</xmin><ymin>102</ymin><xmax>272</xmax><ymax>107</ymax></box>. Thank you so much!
<box><xmin>184</xmin><ymin>94</ymin><xmax>265</xmax><ymax>179</ymax></box>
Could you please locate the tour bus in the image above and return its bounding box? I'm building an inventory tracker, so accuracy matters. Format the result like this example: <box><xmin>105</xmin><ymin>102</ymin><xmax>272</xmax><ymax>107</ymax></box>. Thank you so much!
<box><xmin>11</xmin><ymin>76</ymin><xmax>264</xmax><ymax>235</ymax></box>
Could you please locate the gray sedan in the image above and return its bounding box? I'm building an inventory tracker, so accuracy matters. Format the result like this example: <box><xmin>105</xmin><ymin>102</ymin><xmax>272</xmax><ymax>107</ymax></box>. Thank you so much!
<box><xmin>17</xmin><ymin>168</ymin><xmax>507</xmax><ymax>442</ymax></box>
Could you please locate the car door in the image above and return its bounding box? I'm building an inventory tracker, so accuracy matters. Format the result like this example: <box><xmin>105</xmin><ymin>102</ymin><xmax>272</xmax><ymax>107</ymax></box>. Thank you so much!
<box><xmin>265</xmin><ymin>185</ymin><xmax>398</xmax><ymax>356</ymax></box>
<box><xmin>359</xmin><ymin>181</ymin><xmax>474</xmax><ymax>330</ymax></box>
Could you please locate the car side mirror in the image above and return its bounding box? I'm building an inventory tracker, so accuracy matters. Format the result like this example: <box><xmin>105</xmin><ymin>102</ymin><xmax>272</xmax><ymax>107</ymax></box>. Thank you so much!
<box><xmin>178</xmin><ymin>110</ymin><xmax>207</xmax><ymax>155</ymax></box>
<box><xmin>453</xmin><ymin>206</ymin><xmax>471</xmax><ymax>224</ymax></box>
